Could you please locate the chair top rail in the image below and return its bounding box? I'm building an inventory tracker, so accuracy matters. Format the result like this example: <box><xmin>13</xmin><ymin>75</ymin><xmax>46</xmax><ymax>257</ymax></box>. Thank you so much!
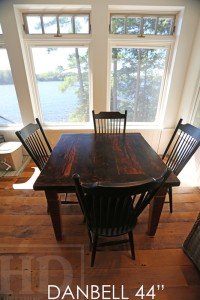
<box><xmin>92</xmin><ymin>110</ymin><xmax>127</xmax><ymax>120</ymax></box>
<box><xmin>92</xmin><ymin>110</ymin><xmax>127</xmax><ymax>134</ymax></box>
<box><xmin>179</xmin><ymin>123</ymin><xmax>200</xmax><ymax>142</ymax></box>
<box><xmin>16</xmin><ymin>123</ymin><xmax>40</xmax><ymax>141</ymax></box>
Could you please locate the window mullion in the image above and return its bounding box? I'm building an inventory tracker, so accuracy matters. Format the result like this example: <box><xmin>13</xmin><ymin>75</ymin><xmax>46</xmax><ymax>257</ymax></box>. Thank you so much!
<box><xmin>56</xmin><ymin>16</ymin><xmax>60</xmax><ymax>35</ymax></box>
<box><xmin>72</xmin><ymin>16</ymin><xmax>76</xmax><ymax>34</ymax></box>
<box><xmin>140</xmin><ymin>16</ymin><xmax>144</xmax><ymax>36</ymax></box>
<box><xmin>125</xmin><ymin>16</ymin><xmax>127</xmax><ymax>34</ymax></box>
<box><xmin>155</xmin><ymin>17</ymin><xmax>159</xmax><ymax>35</ymax></box>
<box><xmin>40</xmin><ymin>16</ymin><xmax>44</xmax><ymax>34</ymax></box>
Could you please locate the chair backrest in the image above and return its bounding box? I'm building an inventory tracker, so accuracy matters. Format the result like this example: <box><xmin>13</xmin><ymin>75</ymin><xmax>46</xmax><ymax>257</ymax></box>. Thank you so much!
<box><xmin>162</xmin><ymin>119</ymin><xmax>200</xmax><ymax>175</ymax></box>
<box><xmin>15</xmin><ymin>118</ymin><xmax>52</xmax><ymax>171</ymax></box>
<box><xmin>92</xmin><ymin>110</ymin><xmax>127</xmax><ymax>134</ymax></box>
<box><xmin>73</xmin><ymin>167</ymin><xmax>171</xmax><ymax>236</ymax></box>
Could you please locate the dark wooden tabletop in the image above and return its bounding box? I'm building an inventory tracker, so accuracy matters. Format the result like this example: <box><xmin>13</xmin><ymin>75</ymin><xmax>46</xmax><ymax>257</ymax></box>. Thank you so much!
<box><xmin>33</xmin><ymin>133</ymin><xmax>180</xmax><ymax>191</ymax></box>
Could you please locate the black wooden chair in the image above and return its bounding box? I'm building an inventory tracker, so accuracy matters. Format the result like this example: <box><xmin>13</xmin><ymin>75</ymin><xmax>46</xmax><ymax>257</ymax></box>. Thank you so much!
<box><xmin>16</xmin><ymin>118</ymin><xmax>52</xmax><ymax>171</ymax></box>
<box><xmin>92</xmin><ymin>110</ymin><xmax>127</xmax><ymax>134</ymax></box>
<box><xmin>73</xmin><ymin>167</ymin><xmax>171</xmax><ymax>266</ymax></box>
<box><xmin>15</xmin><ymin>118</ymin><xmax>78</xmax><ymax>206</ymax></box>
<box><xmin>162</xmin><ymin>119</ymin><xmax>200</xmax><ymax>212</ymax></box>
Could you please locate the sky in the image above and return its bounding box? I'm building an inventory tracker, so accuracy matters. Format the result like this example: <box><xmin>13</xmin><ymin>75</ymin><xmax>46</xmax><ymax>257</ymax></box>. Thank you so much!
<box><xmin>32</xmin><ymin>47</ymin><xmax>87</xmax><ymax>74</ymax></box>
<box><xmin>0</xmin><ymin>49</ymin><xmax>11</xmax><ymax>70</ymax></box>
<box><xmin>0</xmin><ymin>47</ymin><xmax>88</xmax><ymax>73</ymax></box>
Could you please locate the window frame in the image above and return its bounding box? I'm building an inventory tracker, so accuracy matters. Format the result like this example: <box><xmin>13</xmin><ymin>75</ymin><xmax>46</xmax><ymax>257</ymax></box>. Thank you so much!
<box><xmin>15</xmin><ymin>5</ymin><xmax>93</xmax><ymax>128</ymax></box>
<box><xmin>0</xmin><ymin>30</ymin><xmax>23</xmax><ymax>127</ymax></box>
<box><xmin>191</xmin><ymin>78</ymin><xmax>200</xmax><ymax>127</ymax></box>
<box><xmin>23</xmin><ymin>37</ymin><xmax>92</xmax><ymax>128</ymax></box>
<box><xmin>12</xmin><ymin>5</ymin><xmax>182</xmax><ymax>129</ymax></box>
<box><xmin>107</xmin><ymin>7</ymin><xmax>181</xmax><ymax>126</ymax></box>
<box><xmin>108</xmin><ymin>30</ymin><xmax>175</xmax><ymax>126</ymax></box>
<box><xmin>110</xmin><ymin>13</ymin><xmax>176</xmax><ymax>36</ymax></box>
<box><xmin>23</xmin><ymin>12</ymin><xmax>91</xmax><ymax>35</ymax></box>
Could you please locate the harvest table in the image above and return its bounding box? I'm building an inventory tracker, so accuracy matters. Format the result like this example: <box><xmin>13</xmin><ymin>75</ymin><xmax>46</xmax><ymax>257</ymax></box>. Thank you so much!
<box><xmin>33</xmin><ymin>133</ymin><xmax>180</xmax><ymax>241</ymax></box>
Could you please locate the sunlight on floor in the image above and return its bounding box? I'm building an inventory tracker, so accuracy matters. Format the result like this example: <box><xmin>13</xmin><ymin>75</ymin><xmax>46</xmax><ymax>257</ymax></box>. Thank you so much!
<box><xmin>12</xmin><ymin>167</ymin><xmax>40</xmax><ymax>190</ymax></box>
<box><xmin>178</xmin><ymin>157</ymin><xmax>199</xmax><ymax>187</ymax></box>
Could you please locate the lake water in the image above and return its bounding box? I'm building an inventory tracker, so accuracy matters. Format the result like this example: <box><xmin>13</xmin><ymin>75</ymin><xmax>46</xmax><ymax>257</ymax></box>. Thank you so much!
<box><xmin>38</xmin><ymin>81</ymin><xmax>79</xmax><ymax>122</ymax></box>
<box><xmin>0</xmin><ymin>84</ymin><xmax>22</xmax><ymax>125</ymax></box>
<box><xmin>0</xmin><ymin>81</ymin><xmax>79</xmax><ymax>124</ymax></box>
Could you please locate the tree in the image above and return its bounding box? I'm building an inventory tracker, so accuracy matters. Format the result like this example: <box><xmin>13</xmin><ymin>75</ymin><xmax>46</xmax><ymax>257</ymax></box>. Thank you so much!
<box><xmin>111</xmin><ymin>47</ymin><xmax>167</xmax><ymax>122</ymax></box>
<box><xmin>58</xmin><ymin>48</ymin><xmax>89</xmax><ymax>122</ymax></box>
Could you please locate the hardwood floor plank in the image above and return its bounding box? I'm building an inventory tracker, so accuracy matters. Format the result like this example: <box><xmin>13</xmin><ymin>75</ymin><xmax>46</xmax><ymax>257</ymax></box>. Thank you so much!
<box><xmin>0</xmin><ymin>160</ymin><xmax>200</xmax><ymax>299</ymax></box>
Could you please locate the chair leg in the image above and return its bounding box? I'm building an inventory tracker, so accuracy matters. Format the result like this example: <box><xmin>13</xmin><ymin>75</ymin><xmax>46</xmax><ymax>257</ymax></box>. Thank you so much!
<box><xmin>91</xmin><ymin>234</ymin><xmax>98</xmax><ymax>267</ymax></box>
<box><xmin>168</xmin><ymin>187</ymin><xmax>173</xmax><ymax>213</ymax></box>
<box><xmin>87</xmin><ymin>229</ymin><xmax>93</xmax><ymax>251</ymax></box>
<box><xmin>128</xmin><ymin>231</ymin><xmax>135</xmax><ymax>259</ymax></box>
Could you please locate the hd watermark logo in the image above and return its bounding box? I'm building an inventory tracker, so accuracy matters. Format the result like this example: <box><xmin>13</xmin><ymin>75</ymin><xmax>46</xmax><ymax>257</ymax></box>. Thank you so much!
<box><xmin>0</xmin><ymin>244</ymin><xmax>84</xmax><ymax>299</ymax></box>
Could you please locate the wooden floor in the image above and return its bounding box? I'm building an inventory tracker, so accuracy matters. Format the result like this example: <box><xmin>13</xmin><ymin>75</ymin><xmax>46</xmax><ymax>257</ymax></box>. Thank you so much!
<box><xmin>0</xmin><ymin>160</ymin><xmax>200</xmax><ymax>299</ymax></box>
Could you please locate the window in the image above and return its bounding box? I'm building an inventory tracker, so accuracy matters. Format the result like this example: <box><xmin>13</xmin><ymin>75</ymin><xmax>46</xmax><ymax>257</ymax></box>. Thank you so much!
<box><xmin>0</xmin><ymin>22</ymin><xmax>22</xmax><ymax>126</ymax></box>
<box><xmin>31</xmin><ymin>47</ymin><xmax>89</xmax><ymax>124</ymax></box>
<box><xmin>110</xmin><ymin>47</ymin><xmax>168</xmax><ymax>122</ymax></box>
<box><xmin>21</xmin><ymin>7</ymin><xmax>91</xmax><ymax>125</ymax></box>
<box><xmin>110</xmin><ymin>14</ymin><xmax>175</xmax><ymax>36</ymax></box>
<box><xmin>0</xmin><ymin>48</ymin><xmax>22</xmax><ymax>126</ymax></box>
<box><xmin>23</xmin><ymin>13</ymin><xmax>90</xmax><ymax>35</ymax></box>
<box><xmin>18</xmin><ymin>6</ymin><xmax>179</xmax><ymax>127</ymax></box>
<box><xmin>109</xmin><ymin>11</ymin><xmax>176</xmax><ymax>124</ymax></box>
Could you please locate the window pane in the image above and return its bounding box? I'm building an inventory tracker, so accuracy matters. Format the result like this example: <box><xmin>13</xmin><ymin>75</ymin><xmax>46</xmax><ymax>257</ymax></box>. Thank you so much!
<box><xmin>43</xmin><ymin>16</ymin><xmax>57</xmax><ymax>34</ymax></box>
<box><xmin>157</xmin><ymin>17</ymin><xmax>173</xmax><ymax>35</ymax></box>
<box><xmin>143</xmin><ymin>17</ymin><xmax>157</xmax><ymax>34</ymax></box>
<box><xmin>110</xmin><ymin>48</ymin><xmax>168</xmax><ymax>122</ymax></box>
<box><xmin>0</xmin><ymin>49</ymin><xmax>22</xmax><ymax>125</ymax></box>
<box><xmin>31</xmin><ymin>47</ymin><xmax>89</xmax><ymax>123</ymax></box>
<box><xmin>111</xmin><ymin>16</ymin><xmax>125</xmax><ymax>34</ymax></box>
<box><xmin>59</xmin><ymin>16</ymin><xmax>73</xmax><ymax>33</ymax></box>
<box><xmin>26</xmin><ymin>16</ymin><xmax>42</xmax><ymax>34</ymax></box>
<box><xmin>127</xmin><ymin>17</ymin><xmax>141</xmax><ymax>34</ymax></box>
<box><xmin>0</xmin><ymin>24</ymin><xmax>3</xmax><ymax>34</ymax></box>
<box><xmin>110</xmin><ymin>15</ymin><xmax>174</xmax><ymax>36</ymax></box>
<box><xmin>75</xmin><ymin>16</ymin><xmax>89</xmax><ymax>33</ymax></box>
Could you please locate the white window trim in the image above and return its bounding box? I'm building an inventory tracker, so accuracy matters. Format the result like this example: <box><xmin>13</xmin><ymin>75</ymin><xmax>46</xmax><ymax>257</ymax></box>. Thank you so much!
<box><xmin>11</xmin><ymin>4</ymin><xmax>184</xmax><ymax>129</ymax></box>
<box><xmin>109</xmin><ymin>13</ymin><xmax>176</xmax><ymax>36</ymax></box>
<box><xmin>23</xmin><ymin>39</ymin><xmax>93</xmax><ymax>128</ymax></box>
<box><xmin>23</xmin><ymin>12</ymin><xmax>91</xmax><ymax>35</ymax></box>
<box><xmin>107</xmin><ymin>5</ymin><xmax>183</xmax><ymax>128</ymax></box>
<box><xmin>0</xmin><ymin>38</ymin><xmax>23</xmax><ymax>128</ymax></box>
<box><xmin>14</xmin><ymin>5</ymin><xmax>93</xmax><ymax>128</ymax></box>
<box><xmin>191</xmin><ymin>74</ymin><xmax>200</xmax><ymax>124</ymax></box>
<box><xmin>14</xmin><ymin>5</ymin><xmax>93</xmax><ymax>130</ymax></box>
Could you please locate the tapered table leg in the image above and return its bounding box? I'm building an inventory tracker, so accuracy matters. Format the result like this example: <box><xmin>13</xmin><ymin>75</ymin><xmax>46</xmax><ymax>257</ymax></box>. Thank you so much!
<box><xmin>147</xmin><ymin>187</ymin><xmax>168</xmax><ymax>236</ymax></box>
<box><xmin>45</xmin><ymin>190</ymin><xmax>62</xmax><ymax>241</ymax></box>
